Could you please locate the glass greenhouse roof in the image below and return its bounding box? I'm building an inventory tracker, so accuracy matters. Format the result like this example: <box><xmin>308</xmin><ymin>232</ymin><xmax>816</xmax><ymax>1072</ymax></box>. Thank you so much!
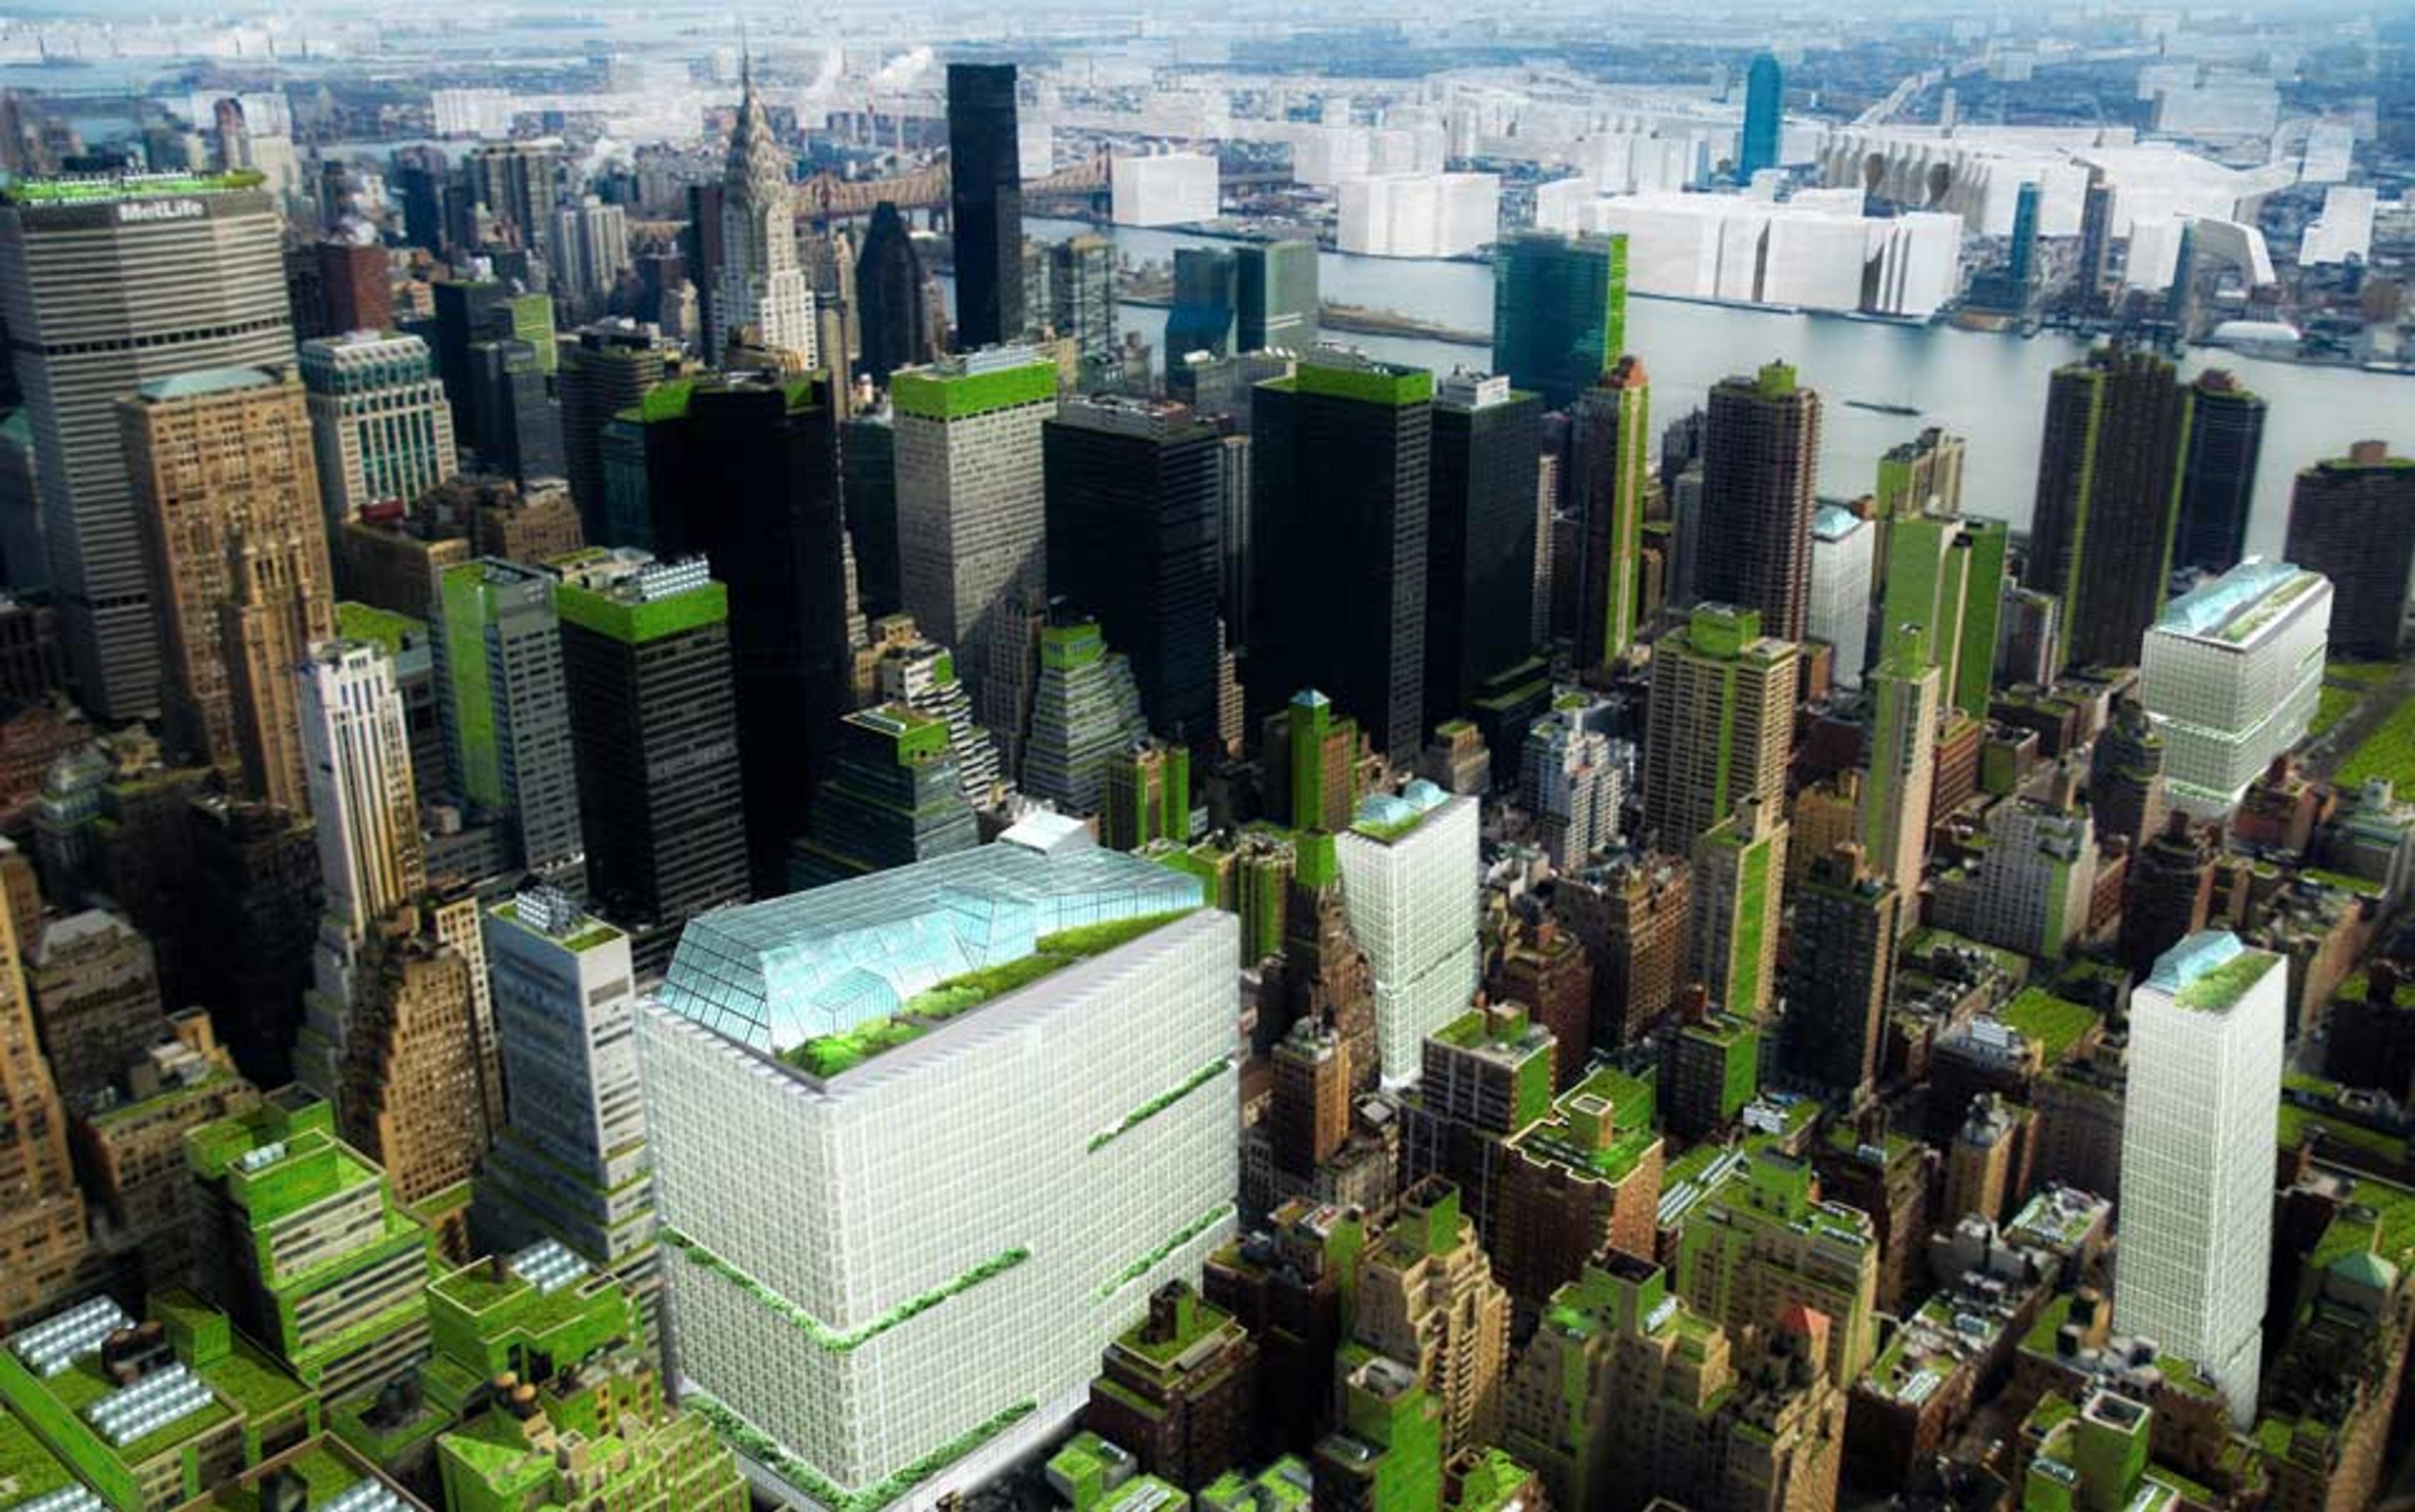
<box><xmin>660</xmin><ymin>840</ymin><xmax>1204</xmax><ymax>1052</ymax></box>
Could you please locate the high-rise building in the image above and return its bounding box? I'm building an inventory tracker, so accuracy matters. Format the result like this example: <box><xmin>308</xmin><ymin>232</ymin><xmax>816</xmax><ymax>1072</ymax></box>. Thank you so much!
<box><xmin>1236</xmin><ymin>240</ymin><xmax>1318</xmax><ymax>353</ymax></box>
<box><xmin>2141</xmin><ymin>557</ymin><xmax>2330</xmax><ymax>816</ymax></box>
<box><xmin>1739</xmin><ymin>53</ymin><xmax>1783</xmax><ymax>179</ymax></box>
<box><xmin>433</xmin><ymin>558</ymin><xmax>584</xmax><ymax>880</ymax></box>
<box><xmin>1697</xmin><ymin>362</ymin><xmax>1820</xmax><ymax>642</ymax></box>
<box><xmin>1270</xmin><ymin>1016</ymin><xmax>1352</xmax><ymax>1177</ymax></box>
<box><xmin>1020</xmin><ymin>619</ymin><xmax>1151</xmax><ymax>816</ymax></box>
<box><xmin>1552</xmin><ymin>852</ymin><xmax>1690</xmax><ymax>1047</ymax></box>
<box><xmin>552</xmin><ymin>551</ymin><xmax>748</xmax><ymax>974</ymax></box>
<box><xmin>299</xmin><ymin>640</ymin><xmax>425</xmax><ymax>945</ymax></box>
<box><xmin>465</xmin><ymin>140</ymin><xmax>565</xmax><ymax>253</ymax></box>
<box><xmin>1690</xmin><ymin>796</ymin><xmax>1787</xmax><ymax>1019</ymax></box>
<box><xmin>1314</xmin><ymin>1354</ymin><xmax>1445</xmax><ymax>1512</ymax></box>
<box><xmin>2116</xmin><ymin>931</ymin><xmax>2284</xmax><ymax>1425</ymax></box>
<box><xmin>0</xmin><ymin>170</ymin><xmax>292</xmax><ymax>718</ymax></box>
<box><xmin>2088</xmin><ymin>694</ymin><xmax>2168</xmax><ymax>852</ymax></box>
<box><xmin>1779</xmin><ymin>843</ymin><xmax>1897</xmax><ymax>1106</ymax></box>
<box><xmin>855</xmin><ymin>201</ymin><xmax>935</xmax><ymax>387</ymax></box>
<box><xmin>947</xmin><ymin>64</ymin><xmax>1026</xmax><ymax>348</ymax></box>
<box><xmin>708</xmin><ymin>65</ymin><xmax>814</xmax><ymax>362</ymax></box>
<box><xmin>2120</xmin><ymin>811</ymin><xmax>2215</xmax><ymax>979</ymax></box>
<box><xmin>1353</xmin><ymin>1178</ymin><xmax>1513</xmax><ymax>1457</ymax></box>
<box><xmin>638</xmin><ymin>373</ymin><xmax>856</xmax><ymax>892</ymax></box>
<box><xmin>27</xmin><ymin>908</ymin><xmax>168</xmax><ymax>1109</ymax></box>
<box><xmin>1250</xmin><ymin>357</ymin><xmax>1433</xmax><ymax>764</ymax></box>
<box><xmin>119</xmin><ymin>366</ymin><xmax>334</xmax><ymax>811</ymax></box>
<box><xmin>0</xmin><ymin>875</ymin><xmax>87</xmax><ymax>1325</ymax></box>
<box><xmin>635</xmin><ymin>843</ymin><xmax>1232</xmax><ymax>1503</ymax></box>
<box><xmin>477</xmin><ymin>884</ymin><xmax>660</xmax><ymax>1338</ymax></box>
<box><xmin>1104</xmin><ymin>738</ymin><xmax>1191</xmax><ymax>850</ymax></box>
<box><xmin>550</xmin><ymin>194</ymin><xmax>630</xmax><ymax>304</ymax></box>
<box><xmin>790</xmin><ymin>704</ymin><xmax>980</xmax><ymax>886</ymax></box>
<box><xmin>892</xmin><ymin>348</ymin><xmax>1056</xmax><ymax>711</ymax></box>
<box><xmin>1670</xmin><ymin>1147</ymin><xmax>1880</xmax><ymax>1387</ymax></box>
<box><xmin>1166</xmin><ymin>247</ymin><xmax>1239</xmax><ymax>360</ymax></box>
<box><xmin>1048</xmin><ymin>234</ymin><xmax>1118</xmax><ymax>370</ymax></box>
<box><xmin>1860</xmin><ymin>643</ymin><xmax>1940</xmax><ymax>894</ymax></box>
<box><xmin>1571</xmin><ymin>357</ymin><xmax>1650</xmax><ymax>672</ymax></box>
<box><xmin>2174</xmin><ymin>370</ymin><xmax>2265</xmax><ymax>575</ymax></box>
<box><xmin>1872</xmin><ymin>428</ymin><xmax>1965</xmax><ymax>522</ymax></box>
<box><xmin>1402</xmin><ymin>1003</ymin><xmax>1558</xmax><ymax>1244</ymax></box>
<box><xmin>1641</xmin><ymin>603</ymin><xmax>1798</xmax><ymax>852</ymax></box>
<box><xmin>187</xmin><ymin>1092</ymin><xmax>431</xmax><ymax>1402</ymax></box>
<box><xmin>1489</xmin><ymin>230</ymin><xmax>1626</xmax><ymax>411</ymax></box>
<box><xmin>1045</xmin><ymin>394</ymin><xmax>1223</xmax><ymax>748</ymax></box>
<box><xmin>299</xmin><ymin>331</ymin><xmax>458</xmax><ymax>528</ymax></box>
<box><xmin>1263</xmin><ymin>687</ymin><xmax>1374</xmax><ymax>833</ymax></box>
<box><xmin>316</xmin><ymin>238</ymin><xmax>391</xmax><ymax>334</ymax></box>
<box><xmin>465</xmin><ymin>335</ymin><xmax>564</xmax><ymax>486</ymax></box>
<box><xmin>865</xmin><ymin>613</ymin><xmax>1008</xmax><ymax>804</ymax></box>
<box><xmin>1504</xmin><ymin>1252</ymin><xmax>1847</xmax><ymax>1512</ymax></box>
<box><xmin>1490</xmin><ymin>920</ymin><xmax>1594</xmax><ymax>1092</ymax></box>
<box><xmin>1521</xmin><ymin>703</ymin><xmax>1623</xmax><ymax>873</ymax></box>
<box><xmin>2026</xmin><ymin>345</ymin><xmax>2190</xmax><ymax>670</ymax></box>
<box><xmin>339</xmin><ymin>896</ymin><xmax>499</xmax><ymax>1204</ymax></box>
<box><xmin>1878</xmin><ymin>508</ymin><xmax>2007</xmax><ymax>724</ymax></box>
<box><xmin>2282</xmin><ymin>440</ymin><xmax>2415</xmax><ymax>658</ymax></box>
<box><xmin>1335</xmin><ymin>782</ymin><xmax>1482</xmax><ymax>1086</ymax></box>
<box><xmin>1426</xmin><ymin>373</ymin><xmax>1540</xmax><ymax>727</ymax></box>
<box><xmin>1082</xmin><ymin>1282</ymin><xmax>1259</xmax><ymax>1491</ymax></box>
<box><xmin>558</xmin><ymin>320</ymin><xmax>671</xmax><ymax>542</ymax></box>
<box><xmin>1801</xmin><ymin>508</ymin><xmax>1868</xmax><ymax>688</ymax></box>
<box><xmin>1943</xmin><ymin>796</ymin><xmax>2095</xmax><ymax>961</ymax></box>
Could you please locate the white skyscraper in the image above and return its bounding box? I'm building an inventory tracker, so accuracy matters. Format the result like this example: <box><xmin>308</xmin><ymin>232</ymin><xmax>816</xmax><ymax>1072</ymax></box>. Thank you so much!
<box><xmin>1335</xmin><ymin>781</ymin><xmax>1482</xmax><ymax>1084</ymax></box>
<box><xmin>1520</xmin><ymin>705</ymin><xmax>1626</xmax><ymax>873</ymax></box>
<box><xmin>2115</xmin><ymin>931</ymin><xmax>2284</xmax><ymax>1426</ymax></box>
<box><xmin>708</xmin><ymin>64</ymin><xmax>816</xmax><ymax>363</ymax></box>
<box><xmin>2141</xmin><ymin>557</ymin><xmax>2331</xmax><ymax>817</ymax></box>
<box><xmin>635</xmin><ymin>841</ymin><xmax>1235</xmax><ymax>1506</ymax></box>
<box><xmin>1809</xmin><ymin>503</ymin><xmax>1874</xmax><ymax>685</ymax></box>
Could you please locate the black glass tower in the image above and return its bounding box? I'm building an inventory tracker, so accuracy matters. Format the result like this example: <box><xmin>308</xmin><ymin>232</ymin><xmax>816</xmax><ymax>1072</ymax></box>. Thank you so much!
<box><xmin>946</xmin><ymin>63</ymin><xmax>1024</xmax><ymax>349</ymax></box>
<box><xmin>640</xmin><ymin>373</ymin><xmax>856</xmax><ymax>893</ymax></box>
<box><xmin>2174</xmin><ymin>369</ymin><xmax>2265</xmax><ymax>575</ymax></box>
<box><xmin>1044</xmin><ymin>396</ymin><xmax>1225</xmax><ymax>752</ymax></box>
<box><xmin>1424</xmin><ymin>374</ymin><xmax>1540</xmax><ymax>727</ymax></box>
<box><xmin>855</xmin><ymin>200</ymin><xmax>933</xmax><ymax>387</ymax></box>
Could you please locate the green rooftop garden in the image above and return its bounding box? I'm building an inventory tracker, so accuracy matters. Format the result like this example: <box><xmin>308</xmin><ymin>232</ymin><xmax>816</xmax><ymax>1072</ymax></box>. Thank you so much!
<box><xmin>785</xmin><ymin>908</ymin><xmax>1198</xmax><ymax>1078</ymax></box>
<box><xmin>207</xmin><ymin>1442</ymin><xmax>365</xmax><ymax>1512</ymax></box>
<box><xmin>2301</xmin><ymin>867</ymin><xmax>2384</xmax><ymax>898</ymax></box>
<box><xmin>335</xmin><ymin>602</ymin><xmax>423</xmax><ymax>655</ymax></box>
<box><xmin>0</xmin><ymin>1404</ymin><xmax>75</xmax><ymax>1503</ymax></box>
<box><xmin>2336</xmin><ymin>692</ymin><xmax>2415</xmax><ymax>792</ymax></box>
<box><xmin>2175</xmin><ymin>949</ymin><xmax>2278</xmax><ymax>1010</ymax></box>
<box><xmin>2311</xmin><ymin>684</ymin><xmax>2360</xmax><ymax>739</ymax></box>
<box><xmin>1</xmin><ymin>170</ymin><xmax>266</xmax><ymax>204</ymax></box>
<box><xmin>1999</xmin><ymin>988</ymin><xmax>2101</xmax><ymax>1061</ymax></box>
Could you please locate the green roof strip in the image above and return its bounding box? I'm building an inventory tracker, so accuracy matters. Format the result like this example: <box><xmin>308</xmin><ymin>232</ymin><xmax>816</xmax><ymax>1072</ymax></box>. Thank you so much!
<box><xmin>889</xmin><ymin>360</ymin><xmax>1057</xmax><ymax>420</ymax></box>
<box><xmin>553</xmin><ymin>578</ymin><xmax>728</xmax><ymax>645</ymax></box>
<box><xmin>1292</xmin><ymin>360</ymin><xmax>1435</xmax><ymax>407</ymax></box>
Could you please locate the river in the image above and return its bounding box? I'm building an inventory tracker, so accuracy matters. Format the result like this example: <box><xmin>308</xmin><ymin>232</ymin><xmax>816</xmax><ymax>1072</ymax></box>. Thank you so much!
<box><xmin>1015</xmin><ymin>216</ymin><xmax>2413</xmax><ymax>555</ymax></box>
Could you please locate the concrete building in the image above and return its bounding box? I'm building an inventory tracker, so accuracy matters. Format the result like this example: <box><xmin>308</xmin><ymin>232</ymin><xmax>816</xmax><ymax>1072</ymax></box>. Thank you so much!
<box><xmin>1519</xmin><ymin>702</ymin><xmax>1623</xmax><ymax>873</ymax></box>
<box><xmin>1698</xmin><ymin>364</ymin><xmax>1820</xmax><ymax>643</ymax></box>
<box><xmin>2140</xmin><ymin>557</ymin><xmax>2329</xmax><ymax>816</ymax></box>
<box><xmin>1021</xmin><ymin>619</ymin><xmax>1151</xmax><ymax>817</ymax></box>
<box><xmin>1555</xmin><ymin>192</ymin><xmax>1962</xmax><ymax>318</ymax></box>
<box><xmin>1778</xmin><ymin>844</ymin><xmax>1898</xmax><ymax>1108</ymax></box>
<box><xmin>1807</xmin><ymin>504</ymin><xmax>1872</xmax><ymax>685</ymax></box>
<box><xmin>1335</xmin><ymin>782</ymin><xmax>1482</xmax><ymax>1086</ymax></box>
<box><xmin>1080</xmin><ymin>1282</ymin><xmax>1257</xmax><ymax>1491</ymax></box>
<box><xmin>1860</xmin><ymin>645</ymin><xmax>1941</xmax><ymax>896</ymax></box>
<box><xmin>1691</xmin><ymin>796</ymin><xmax>1787</xmax><ymax>1019</ymax></box>
<box><xmin>1641</xmin><ymin>604</ymin><xmax>1797</xmax><ymax>853</ymax></box>
<box><xmin>708</xmin><ymin>67</ymin><xmax>814</xmax><ymax>362</ymax></box>
<box><xmin>120</xmin><ymin>367</ymin><xmax>333</xmax><ymax>811</ymax></box>
<box><xmin>432</xmin><ymin>558</ymin><xmax>584</xmax><ymax>881</ymax></box>
<box><xmin>299</xmin><ymin>331</ymin><xmax>458</xmax><ymax>527</ymax></box>
<box><xmin>2115</xmin><ymin>932</ymin><xmax>2285</xmax><ymax>1425</ymax></box>
<box><xmin>1113</xmin><ymin>153</ymin><xmax>1220</xmax><ymax>227</ymax></box>
<box><xmin>28</xmin><ymin>908</ymin><xmax>167</xmax><ymax>1110</ymax></box>
<box><xmin>1353</xmin><ymin>1178</ymin><xmax>1512</xmax><ymax>1457</ymax></box>
<box><xmin>1669</xmin><ymin>1147</ymin><xmax>1880</xmax><ymax>1387</ymax></box>
<box><xmin>0</xmin><ymin>879</ymin><xmax>87</xmax><ymax>1325</ymax></box>
<box><xmin>2284</xmin><ymin>442</ymin><xmax>2415</xmax><ymax>659</ymax></box>
<box><xmin>635</xmin><ymin>842</ymin><xmax>1233</xmax><ymax>1506</ymax></box>
<box><xmin>0</xmin><ymin>170</ymin><xmax>294</xmax><ymax>718</ymax></box>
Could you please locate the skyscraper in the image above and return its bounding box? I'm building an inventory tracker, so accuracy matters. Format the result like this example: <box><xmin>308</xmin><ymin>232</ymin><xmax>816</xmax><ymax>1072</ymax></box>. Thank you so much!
<box><xmin>433</xmin><ymin>558</ymin><xmax>584</xmax><ymax>881</ymax></box>
<box><xmin>1860</xmin><ymin>641</ymin><xmax>1940</xmax><ymax>894</ymax></box>
<box><xmin>2282</xmin><ymin>440</ymin><xmax>2415</xmax><ymax>658</ymax></box>
<box><xmin>558</xmin><ymin>319</ymin><xmax>671</xmax><ymax>541</ymax></box>
<box><xmin>1807</xmin><ymin>503</ymin><xmax>1872</xmax><ymax>684</ymax></box>
<box><xmin>1236</xmin><ymin>240</ymin><xmax>1318</xmax><ymax>353</ymax></box>
<box><xmin>708</xmin><ymin>63</ymin><xmax>815</xmax><ymax>362</ymax></box>
<box><xmin>1779</xmin><ymin>843</ymin><xmax>1897</xmax><ymax>1107</ymax></box>
<box><xmin>1571</xmin><ymin>357</ymin><xmax>1650</xmax><ymax>674</ymax></box>
<box><xmin>947</xmin><ymin>63</ymin><xmax>1026</xmax><ymax>349</ymax></box>
<box><xmin>1698</xmin><ymin>362</ymin><xmax>1819</xmax><ymax>643</ymax></box>
<box><xmin>465</xmin><ymin>334</ymin><xmax>565</xmax><ymax>486</ymax></box>
<box><xmin>635</xmin><ymin>843</ymin><xmax>1231</xmax><ymax>1503</ymax></box>
<box><xmin>299</xmin><ymin>640</ymin><xmax>425</xmax><ymax>945</ymax></box>
<box><xmin>1872</xmin><ymin>428</ymin><xmax>1965</xmax><ymax>522</ymax></box>
<box><xmin>464</xmin><ymin>140</ymin><xmax>565</xmax><ymax>254</ymax></box>
<box><xmin>865</xmin><ymin>613</ymin><xmax>1008</xmax><ymax>804</ymax></box>
<box><xmin>1425</xmin><ymin>373</ymin><xmax>1540</xmax><ymax>726</ymax></box>
<box><xmin>855</xmin><ymin>201</ymin><xmax>935</xmax><ymax>387</ymax></box>
<box><xmin>0</xmin><ymin>874</ymin><xmax>88</xmax><ymax>1324</ymax></box>
<box><xmin>1045</xmin><ymin>394</ymin><xmax>1224</xmax><ymax>749</ymax></box>
<box><xmin>340</xmin><ymin>896</ymin><xmax>497</xmax><ymax>1204</ymax></box>
<box><xmin>299</xmin><ymin>331</ymin><xmax>458</xmax><ymax>529</ymax></box>
<box><xmin>1641</xmin><ymin>604</ymin><xmax>1797</xmax><ymax>852</ymax></box>
<box><xmin>1690</xmin><ymin>796</ymin><xmax>1787</xmax><ymax>1020</ymax></box>
<box><xmin>1353</xmin><ymin>1178</ymin><xmax>1513</xmax><ymax>1457</ymax></box>
<box><xmin>1022</xmin><ymin>619</ymin><xmax>1152</xmax><ymax>816</ymax></box>
<box><xmin>0</xmin><ymin>170</ymin><xmax>293</xmax><ymax>718</ymax></box>
<box><xmin>1739</xmin><ymin>53</ymin><xmax>1783</xmax><ymax>179</ymax></box>
<box><xmin>2025</xmin><ymin>345</ymin><xmax>2189</xmax><ymax>670</ymax></box>
<box><xmin>1250</xmin><ymin>357</ymin><xmax>1433</xmax><ymax>765</ymax></box>
<box><xmin>639</xmin><ymin>373</ymin><xmax>857</xmax><ymax>892</ymax></box>
<box><xmin>1166</xmin><ymin>247</ymin><xmax>1240</xmax><ymax>360</ymax></box>
<box><xmin>1048</xmin><ymin>233</ymin><xmax>1118</xmax><ymax>371</ymax></box>
<box><xmin>121</xmin><ymin>367</ymin><xmax>335</xmax><ymax>812</ymax></box>
<box><xmin>1490</xmin><ymin>231</ymin><xmax>1626</xmax><ymax>411</ymax></box>
<box><xmin>2174</xmin><ymin>370</ymin><xmax>2266</xmax><ymax>576</ymax></box>
<box><xmin>2140</xmin><ymin>556</ymin><xmax>2331</xmax><ymax>816</ymax></box>
<box><xmin>1335</xmin><ymin>782</ymin><xmax>1482</xmax><ymax>1085</ymax></box>
<box><xmin>477</xmin><ymin>883</ymin><xmax>661</xmax><ymax>1336</ymax></box>
<box><xmin>2116</xmin><ymin>931</ymin><xmax>2284</xmax><ymax>1425</ymax></box>
<box><xmin>893</xmin><ymin>348</ymin><xmax>1057</xmax><ymax>714</ymax></box>
<box><xmin>552</xmin><ymin>551</ymin><xmax>748</xmax><ymax>974</ymax></box>
<box><xmin>1878</xmin><ymin>508</ymin><xmax>2007</xmax><ymax>724</ymax></box>
<box><xmin>789</xmin><ymin>704</ymin><xmax>979</xmax><ymax>885</ymax></box>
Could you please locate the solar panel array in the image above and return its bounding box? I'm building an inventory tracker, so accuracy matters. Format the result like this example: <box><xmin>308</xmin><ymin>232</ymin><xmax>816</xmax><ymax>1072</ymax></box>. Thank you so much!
<box><xmin>9</xmin><ymin>1298</ymin><xmax>135</xmax><ymax>1378</ymax></box>
<box><xmin>86</xmin><ymin>1362</ymin><xmax>213</xmax><ymax>1447</ymax></box>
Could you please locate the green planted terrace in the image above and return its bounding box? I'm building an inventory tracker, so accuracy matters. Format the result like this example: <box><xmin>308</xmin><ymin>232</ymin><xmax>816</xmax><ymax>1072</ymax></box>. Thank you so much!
<box><xmin>685</xmin><ymin>1390</ymin><xmax>1033</xmax><ymax>1512</ymax></box>
<box><xmin>662</xmin><ymin>1227</ymin><xmax>1027</xmax><ymax>1354</ymax></box>
<box><xmin>1999</xmin><ymin>988</ymin><xmax>2101</xmax><ymax>1062</ymax></box>
<box><xmin>1098</xmin><ymin>1205</ymin><xmax>1230</xmax><ymax>1299</ymax></box>
<box><xmin>784</xmin><ymin>909</ymin><xmax>1198</xmax><ymax>1078</ymax></box>
<box><xmin>1087</xmin><ymin>1058</ymin><xmax>1230</xmax><ymax>1153</ymax></box>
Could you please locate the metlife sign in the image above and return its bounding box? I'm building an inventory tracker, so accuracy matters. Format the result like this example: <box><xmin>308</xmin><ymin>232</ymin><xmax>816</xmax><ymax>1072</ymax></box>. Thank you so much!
<box><xmin>116</xmin><ymin>199</ymin><xmax>207</xmax><ymax>225</ymax></box>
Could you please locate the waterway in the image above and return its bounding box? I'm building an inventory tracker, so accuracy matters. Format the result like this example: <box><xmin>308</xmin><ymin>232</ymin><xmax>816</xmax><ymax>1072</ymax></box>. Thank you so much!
<box><xmin>1020</xmin><ymin>216</ymin><xmax>2413</xmax><ymax>555</ymax></box>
